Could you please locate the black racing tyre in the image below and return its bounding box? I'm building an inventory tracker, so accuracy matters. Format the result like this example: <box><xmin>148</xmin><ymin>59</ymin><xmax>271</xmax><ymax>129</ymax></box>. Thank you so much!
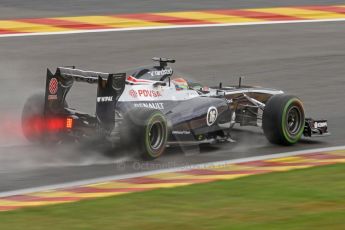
<box><xmin>120</xmin><ymin>108</ymin><xmax>168</xmax><ymax>160</ymax></box>
<box><xmin>262</xmin><ymin>94</ymin><xmax>305</xmax><ymax>145</ymax></box>
<box><xmin>22</xmin><ymin>93</ymin><xmax>45</xmax><ymax>143</ymax></box>
<box><xmin>22</xmin><ymin>93</ymin><xmax>68</xmax><ymax>144</ymax></box>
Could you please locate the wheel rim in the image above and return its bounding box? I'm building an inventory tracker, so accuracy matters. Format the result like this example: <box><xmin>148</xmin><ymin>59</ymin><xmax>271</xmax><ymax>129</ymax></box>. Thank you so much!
<box><xmin>286</xmin><ymin>106</ymin><xmax>302</xmax><ymax>136</ymax></box>
<box><xmin>148</xmin><ymin>121</ymin><xmax>164</xmax><ymax>151</ymax></box>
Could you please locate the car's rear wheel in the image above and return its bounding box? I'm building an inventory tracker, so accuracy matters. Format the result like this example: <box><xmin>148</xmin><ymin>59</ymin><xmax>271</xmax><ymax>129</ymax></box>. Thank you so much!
<box><xmin>22</xmin><ymin>93</ymin><xmax>46</xmax><ymax>143</ymax></box>
<box><xmin>22</xmin><ymin>93</ymin><xmax>68</xmax><ymax>144</ymax></box>
<box><xmin>121</xmin><ymin>108</ymin><xmax>168</xmax><ymax>160</ymax></box>
<box><xmin>262</xmin><ymin>94</ymin><xmax>305</xmax><ymax>145</ymax></box>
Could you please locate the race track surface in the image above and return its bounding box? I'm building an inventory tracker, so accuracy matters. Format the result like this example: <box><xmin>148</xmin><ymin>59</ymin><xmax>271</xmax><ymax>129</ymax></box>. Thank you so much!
<box><xmin>0</xmin><ymin>2</ymin><xmax>344</xmax><ymax>192</ymax></box>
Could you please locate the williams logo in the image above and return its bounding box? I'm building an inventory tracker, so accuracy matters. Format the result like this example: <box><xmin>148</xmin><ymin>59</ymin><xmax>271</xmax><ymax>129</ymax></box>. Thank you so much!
<box><xmin>206</xmin><ymin>106</ymin><xmax>218</xmax><ymax>126</ymax></box>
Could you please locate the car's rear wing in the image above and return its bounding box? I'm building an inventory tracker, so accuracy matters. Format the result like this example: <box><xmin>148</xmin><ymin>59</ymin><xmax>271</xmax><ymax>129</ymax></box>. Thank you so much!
<box><xmin>45</xmin><ymin>67</ymin><xmax>126</xmax><ymax>132</ymax></box>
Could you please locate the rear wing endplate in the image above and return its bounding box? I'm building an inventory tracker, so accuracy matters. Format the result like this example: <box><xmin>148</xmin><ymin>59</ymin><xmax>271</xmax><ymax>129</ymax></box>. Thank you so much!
<box><xmin>44</xmin><ymin>67</ymin><xmax>126</xmax><ymax>132</ymax></box>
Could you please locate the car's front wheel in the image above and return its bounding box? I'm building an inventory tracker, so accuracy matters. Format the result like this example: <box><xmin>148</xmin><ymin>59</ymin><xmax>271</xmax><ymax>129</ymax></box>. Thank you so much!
<box><xmin>262</xmin><ymin>94</ymin><xmax>305</xmax><ymax>145</ymax></box>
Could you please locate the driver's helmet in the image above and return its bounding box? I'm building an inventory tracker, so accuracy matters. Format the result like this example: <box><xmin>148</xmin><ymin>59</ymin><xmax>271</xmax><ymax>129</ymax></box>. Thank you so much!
<box><xmin>172</xmin><ymin>78</ymin><xmax>188</xmax><ymax>90</ymax></box>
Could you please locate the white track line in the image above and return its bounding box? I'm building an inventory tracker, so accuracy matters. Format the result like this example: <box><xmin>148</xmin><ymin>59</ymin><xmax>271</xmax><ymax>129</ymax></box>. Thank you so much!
<box><xmin>0</xmin><ymin>18</ymin><xmax>345</xmax><ymax>39</ymax></box>
<box><xmin>0</xmin><ymin>145</ymin><xmax>344</xmax><ymax>198</ymax></box>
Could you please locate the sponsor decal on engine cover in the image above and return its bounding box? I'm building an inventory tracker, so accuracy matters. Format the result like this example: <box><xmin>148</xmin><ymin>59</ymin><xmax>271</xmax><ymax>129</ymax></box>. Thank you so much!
<box><xmin>129</xmin><ymin>89</ymin><xmax>162</xmax><ymax>98</ymax></box>
<box><xmin>207</xmin><ymin>106</ymin><xmax>218</xmax><ymax>126</ymax></box>
<box><xmin>134</xmin><ymin>102</ymin><xmax>164</xmax><ymax>110</ymax></box>
<box><xmin>148</xmin><ymin>68</ymin><xmax>172</xmax><ymax>77</ymax></box>
<box><xmin>97</xmin><ymin>96</ymin><xmax>113</xmax><ymax>102</ymax></box>
<box><xmin>48</xmin><ymin>77</ymin><xmax>58</xmax><ymax>100</ymax></box>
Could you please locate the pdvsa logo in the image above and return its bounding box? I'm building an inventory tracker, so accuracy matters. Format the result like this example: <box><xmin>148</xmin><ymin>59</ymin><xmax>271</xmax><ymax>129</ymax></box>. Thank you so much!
<box><xmin>129</xmin><ymin>89</ymin><xmax>138</xmax><ymax>98</ymax></box>
<box><xmin>129</xmin><ymin>89</ymin><xmax>162</xmax><ymax>98</ymax></box>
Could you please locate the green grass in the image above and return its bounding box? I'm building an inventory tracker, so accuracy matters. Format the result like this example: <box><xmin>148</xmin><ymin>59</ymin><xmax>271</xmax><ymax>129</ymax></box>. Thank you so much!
<box><xmin>1</xmin><ymin>164</ymin><xmax>345</xmax><ymax>230</ymax></box>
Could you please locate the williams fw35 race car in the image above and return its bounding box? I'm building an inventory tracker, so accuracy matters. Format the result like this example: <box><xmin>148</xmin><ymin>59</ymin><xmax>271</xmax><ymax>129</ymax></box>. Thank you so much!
<box><xmin>22</xmin><ymin>58</ymin><xmax>329</xmax><ymax>160</ymax></box>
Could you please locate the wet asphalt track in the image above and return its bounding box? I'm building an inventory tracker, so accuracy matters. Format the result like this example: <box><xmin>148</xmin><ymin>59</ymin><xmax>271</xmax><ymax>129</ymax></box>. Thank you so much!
<box><xmin>0</xmin><ymin>3</ymin><xmax>345</xmax><ymax>192</ymax></box>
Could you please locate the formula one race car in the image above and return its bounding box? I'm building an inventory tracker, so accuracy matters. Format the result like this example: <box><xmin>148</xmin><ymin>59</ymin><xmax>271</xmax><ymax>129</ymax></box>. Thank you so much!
<box><xmin>22</xmin><ymin>58</ymin><xmax>329</xmax><ymax>159</ymax></box>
